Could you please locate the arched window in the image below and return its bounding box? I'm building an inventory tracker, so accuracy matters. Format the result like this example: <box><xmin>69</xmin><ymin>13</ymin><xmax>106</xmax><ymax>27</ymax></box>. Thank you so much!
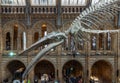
<box><xmin>20</xmin><ymin>32</ymin><xmax>26</xmax><ymax>50</ymax></box>
<box><xmin>41</xmin><ymin>24</ymin><xmax>48</xmax><ymax>48</ymax></box>
<box><xmin>106</xmin><ymin>32</ymin><xmax>111</xmax><ymax>50</ymax></box>
<box><xmin>6</xmin><ymin>32</ymin><xmax>11</xmax><ymax>50</ymax></box>
<box><xmin>91</xmin><ymin>36</ymin><xmax>96</xmax><ymax>50</ymax></box>
<box><xmin>99</xmin><ymin>33</ymin><xmax>104</xmax><ymax>50</ymax></box>
<box><xmin>20</xmin><ymin>32</ymin><xmax>23</xmax><ymax>50</ymax></box>
<box><xmin>70</xmin><ymin>35</ymin><xmax>75</xmax><ymax>51</ymax></box>
<box><xmin>41</xmin><ymin>24</ymin><xmax>47</xmax><ymax>37</ymax></box>
<box><xmin>78</xmin><ymin>39</ymin><xmax>84</xmax><ymax>50</ymax></box>
<box><xmin>13</xmin><ymin>25</ymin><xmax>18</xmax><ymax>50</ymax></box>
<box><xmin>34</xmin><ymin>32</ymin><xmax>39</xmax><ymax>43</ymax></box>
<box><xmin>62</xmin><ymin>37</ymin><xmax>69</xmax><ymax>50</ymax></box>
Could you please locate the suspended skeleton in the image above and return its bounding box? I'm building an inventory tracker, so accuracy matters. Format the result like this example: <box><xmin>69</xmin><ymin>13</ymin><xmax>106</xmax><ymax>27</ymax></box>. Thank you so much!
<box><xmin>18</xmin><ymin>0</ymin><xmax>120</xmax><ymax>79</ymax></box>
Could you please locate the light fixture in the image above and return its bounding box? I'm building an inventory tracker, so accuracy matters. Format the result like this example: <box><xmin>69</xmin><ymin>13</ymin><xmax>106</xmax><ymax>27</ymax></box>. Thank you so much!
<box><xmin>9</xmin><ymin>51</ymin><xmax>16</xmax><ymax>57</ymax></box>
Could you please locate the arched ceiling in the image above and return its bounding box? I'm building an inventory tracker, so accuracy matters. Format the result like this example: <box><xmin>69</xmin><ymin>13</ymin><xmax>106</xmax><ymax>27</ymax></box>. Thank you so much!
<box><xmin>1</xmin><ymin>0</ymin><xmax>113</xmax><ymax>6</ymax></box>
<box><xmin>1</xmin><ymin>0</ymin><xmax>89</xmax><ymax>6</ymax></box>
<box><xmin>61</xmin><ymin>0</ymin><xmax>87</xmax><ymax>6</ymax></box>
<box><xmin>1</xmin><ymin>0</ymin><xmax>26</xmax><ymax>6</ymax></box>
<box><xmin>91</xmin><ymin>0</ymin><xmax>100</xmax><ymax>5</ymax></box>
<box><xmin>91</xmin><ymin>0</ymin><xmax>113</xmax><ymax>5</ymax></box>
<box><xmin>31</xmin><ymin>0</ymin><xmax>56</xmax><ymax>6</ymax></box>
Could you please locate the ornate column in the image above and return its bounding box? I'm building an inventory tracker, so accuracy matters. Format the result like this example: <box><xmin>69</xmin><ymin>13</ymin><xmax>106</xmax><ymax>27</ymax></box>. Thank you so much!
<box><xmin>114</xmin><ymin>32</ymin><xmax>119</xmax><ymax>83</ymax></box>
<box><xmin>103</xmin><ymin>33</ymin><xmax>106</xmax><ymax>52</ymax></box>
<box><xmin>0</xmin><ymin>6</ymin><xmax>2</xmax><ymax>82</ymax></box>
<box><xmin>85</xmin><ymin>35</ymin><xmax>91</xmax><ymax>83</ymax></box>
<box><xmin>118</xmin><ymin>11</ymin><xmax>120</xmax><ymax>26</ymax></box>
<box><xmin>26</xmin><ymin>30</ymin><xmax>34</xmax><ymax>82</ymax></box>
<box><xmin>56</xmin><ymin>45</ymin><xmax>63</xmax><ymax>82</ymax></box>
<box><xmin>25</xmin><ymin>0</ymin><xmax>33</xmax><ymax>82</ymax></box>
<box><xmin>56</xmin><ymin>0</ymin><xmax>62</xmax><ymax>27</ymax></box>
<box><xmin>117</xmin><ymin>12</ymin><xmax>120</xmax><ymax>82</ymax></box>
<box><xmin>23</xmin><ymin>32</ymin><xmax>27</xmax><ymax>50</ymax></box>
<box><xmin>56</xmin><ymin>0</ymin><xmax>62</xmax><ymax>82</ymax></box>
<box><xmin>116</xmin><ymin>31</ymin><xmax>119</xmax><ymax>83</ymax></box>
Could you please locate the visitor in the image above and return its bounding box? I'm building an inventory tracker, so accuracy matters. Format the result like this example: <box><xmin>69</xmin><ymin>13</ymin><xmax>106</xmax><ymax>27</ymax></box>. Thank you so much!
<box><xmin>76</xmin><ymin>76</ymin><xmax>82</xmax><ymax>83</ymax></box>
<box><xmin>3</xmin><ymin>78</ymin><xmax>8</xmax><ymax>83</ymax></box>
<box><xmin>34</xmin><ymin>76</ymin><xmax>38</xmax><ymax>83</ymax></box>
<box><xmin>90</xmin><ymin>79</ymin><xmax>94</xmax><ymax>83</ymax></box>
<box><xmin>41</xmin><ymin>75</ymin><xmax>45</xmax><ymax>83</ymax></box>
<box><xmin>69</xmin><ymin>74</ymin><xmax>76</xmax><ymax>83</ymax></box>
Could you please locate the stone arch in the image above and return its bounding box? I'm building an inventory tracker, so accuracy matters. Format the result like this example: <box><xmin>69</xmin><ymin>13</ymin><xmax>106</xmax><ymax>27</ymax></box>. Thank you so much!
<box><xmin>34</xmin><ymin>59</ymin><xmax>55</xmax><ymax>80</ymax></box>
<box><xmin>6</xmin><ymin>60</ymin><xmax>26</xmax><ymax>74</ymax></box>
<box><xmin>31</xmin><ymin>20</ymin><xmax>56</xmax><ymax>45</ymax></box>
<box><xmin>62</xmin><ymin>60</ymin><xmax>83</xmax><ymax>80</ymax></box>
<box><xmin>62</xmin><ymin>59</ymin><xmax>84</xmax><ymax>69</ymax></box>
<box><xmin>32</xmin><ymin>20</ymin><xmax>56</xmax><ymax>33</ymax></box>
<box><xmin>2</xmin><ymin>20</ymin><xmax>27</xmax><ymax>50</ymax></box>
<box><xmin>2</xmin><ymin>20</ymin><xmax>26</xmax><ymax>32</ymax></box>
<box><xmin>3</xmin><ymin>60</ymin><xmax>26</xmax><ymax>82</ymax></box>
<box><xmin>91</xmin><ymin>60</ymin><xmax>113</xmax><ymax>83</ymax></box>
<box><xmin>90</xmin><ymin>58</ymin><xmax>114</xmax><ymax>69</ymax></box>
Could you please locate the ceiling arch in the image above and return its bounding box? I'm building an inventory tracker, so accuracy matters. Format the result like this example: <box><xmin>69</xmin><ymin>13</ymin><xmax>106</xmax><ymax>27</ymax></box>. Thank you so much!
<box><xmin>31</xmin><ymin>0</ymin><xmax>56</xmax><ymax>6</ymax></box>
<box><xmin>61</xmin><ymin>0</ymin><xmax>87</xmax><ymax>6</ymax></box>
<box><xmin>1</xmin><ymin>0</ymin><xmax>26</xmax><ymax>6</ymax></box>
<box><xmin>91</xmin><ymin>0</ymin><xmax>112</xmax><ymax>6</ymax></box>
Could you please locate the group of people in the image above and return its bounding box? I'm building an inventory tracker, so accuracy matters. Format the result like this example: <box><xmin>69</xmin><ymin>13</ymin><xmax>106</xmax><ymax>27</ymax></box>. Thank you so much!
<box><xmin>65</xmin><ymin>75</ymin><xmax>82</xmax><ymax>83</ymax></box>
<box><xmin>34</xmin><ymin>73</ymin><xmax>55</xmax><ymax>83</ymax></box>
<box><xmin>40</xmin><ymin>74</ymin><xmax>49</xmax><ymax>83</ymax></box>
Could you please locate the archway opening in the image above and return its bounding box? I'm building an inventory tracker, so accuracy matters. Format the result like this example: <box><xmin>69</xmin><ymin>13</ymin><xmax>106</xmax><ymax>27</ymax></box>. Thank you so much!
<box><xmin>62</xmin><ymin>60</ymin><xmax>83</xmax><ymax>83</ymax></box>
<box><xmin>41</xmin><ymin>24</ymin><xmax>47</xmax><ymax>37</ymax></box>
<box><xmin>34</xmin><ymin>60</ymin><xmax>55</xmax><ymax>82</ymax></box>
<box><xmin>34</xmin><ymin>32</ymin><xmax>39</xmax><ymax>43</ymax></box>
<box><xmin>6</xmin><ymin>60</ymin><xmax>26</xmax><ymax>81</ymax></box>
<box><xmin>13</xmin><ymin>24</ymin><xmax>18</xmax><ymax>50</ymax></box>
<box><xmin>91</xmin><ymin>60</ymin><xmax>113</xmax><ymax>83</ymax></box>
<box><xmin>6</xmin><ymin>32</ymin><xmax>11</xmax><ymax>50</ymax></box>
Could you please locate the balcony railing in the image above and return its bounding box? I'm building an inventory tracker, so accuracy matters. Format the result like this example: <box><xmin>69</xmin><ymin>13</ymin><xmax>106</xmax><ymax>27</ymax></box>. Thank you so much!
<box><xmin>1</xmin><ymin>6</ymin><xmax>26</xmax><ymax>14</ymax></box>
<box><xmin>1</xmin><ymin>6</ymin><xmax>86</xmax><ymax>14</ymax></box>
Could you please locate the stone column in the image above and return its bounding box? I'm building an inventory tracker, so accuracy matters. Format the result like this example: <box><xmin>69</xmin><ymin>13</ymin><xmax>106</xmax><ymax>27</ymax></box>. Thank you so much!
<box><xmin>25</xmin><ymin>0</ymin><xmax>32</xmax><ymax>81</ymax></box>
<box><xmin>116</xmin><ymin>32</ymin><xmax>119</xmax><ymax>83</ymax></box>
<box><xmin>56</xmin><ymin>45</ymin><xmax>63</xmax><ymax>82</ymax></box>
<box><xmin>85</xmin><ymin>38</ymin><xmax>91</xmax><ymax>83</ymax></box>
<box><xmin>56</xmin><ymin>0</ymin><xmax>62</xmax><ymax>81</ymax></box>
<box><xmin>118</xmin><ymin>30</ymin><xmax>120</xmax><ymax>83</ymax></box>
<box><xmin>26</xmin><ymin>30</ymin><xmax>34</xmax><ymax>82</ymax></box>
<box><xmin>0</xmin><ymin>10</ymin><xmax>2</xmax><ymax>82</ymax></box>
<box><xmin>23</xmin><ymin>32</ymin><xmax>27</xmax><ymax>50</ymax></box>
<box><xmin>17</xmin><ymin>31</ymin><xmax>21</xmax><ymax>51</ymax></box>
<box><xmin>96</xmin><ymin>34</ymin><xmax>99</xmax><ymax>51</ymax></box>
<box><xmin>113</xmin><ymin>32</ymin><xmax>119</xmax><ymax>83</ymax></box>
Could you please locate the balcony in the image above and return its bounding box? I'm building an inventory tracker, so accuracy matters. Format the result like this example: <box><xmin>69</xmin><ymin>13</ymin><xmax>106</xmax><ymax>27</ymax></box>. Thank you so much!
<box><xmin>1</xmin><ymin>6</ymin><xmax>26</xmax><ymax>14</ymax></box>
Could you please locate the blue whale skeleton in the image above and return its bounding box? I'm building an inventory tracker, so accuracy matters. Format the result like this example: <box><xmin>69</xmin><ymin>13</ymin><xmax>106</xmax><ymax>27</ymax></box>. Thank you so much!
<box><xmin>18</xmin><ymin>0</ymin><xmax>120</xmax><ymax>79</ymax></box>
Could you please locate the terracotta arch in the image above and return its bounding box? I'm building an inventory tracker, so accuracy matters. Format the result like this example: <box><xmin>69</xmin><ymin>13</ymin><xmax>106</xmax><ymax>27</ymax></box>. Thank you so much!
<box><xmin>2</xmin><ymin>60</ymin><xmax>26</xmax><ymax>82</ymax></box>
<box><xmin>6</xmin><ymin>60</ymin><xmax>26</xmax><ymax>75</ymax></box>
<box><xmin>91</xmin><ymin>60</ymin><xmax>113</xmax><ymax>83</ymax></box>
<box><xmin>2</xmin><ymin>20</ymin><xmax>27</xmax><ymax>50</ymax></box>
<box><xmin>32</xmin><ymin>20</ymin><xmax>56</xmax><ymax>33</ymax></box>
<box><xmin>34</xmin><ymin>59</ymin><xmax>55</xmax><ymax>80</ymax></box>
<box><xmin>2</xmin><ymin>20</ymin><xmax>26</xmax><ymax>32</ymax></box>
<box><xmin>62</xmin><ymin>60</ymin><xmax>83</xmax><ymax>78</ymax></box>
